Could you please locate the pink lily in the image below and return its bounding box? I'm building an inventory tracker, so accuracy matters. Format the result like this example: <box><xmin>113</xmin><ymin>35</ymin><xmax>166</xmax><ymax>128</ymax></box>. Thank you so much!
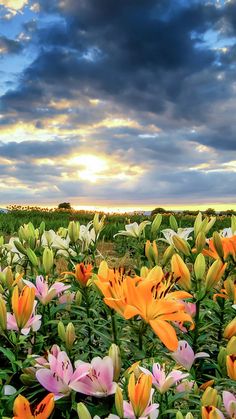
<box><xmin>171</xmin><ymin>340</ymin><xmax>210</xmax><ymax>371</ymax></box>
<box><xmin>24</xmin><ymin>275</ymin><xmax>71</xmax><ymax>305</ymax></box>
<box><xmin>36</xmin><ymin>349</ymin><xmax>90</xmax><ymax>399</ymax></box>
<box><xmin>123</xmin><ymin>389</ymin><xmax>159</xmax><ymax>419</ymax></box>
<box><xmin>223</xmin><ymin>391</ymin><xmax>236</xmax><ymax>418</ymax></box>
<box><xmin>140</xmin><ymin>363</ymin><xmax>189</xmax><ymax>394</ymax></box>
<box><xmin>7</xmin><ymin>301</ymin><xmax>41</xmax><ymax>335</ymax></box>
<box><xmin>70</xmin><ymin>356</ymin><xmax>117</xmax><ymax>397</ymax></box>
<box><xmin>176</xmin><ymin>379</ymin><xmax>194</xmax><ymax>394</ymax></box>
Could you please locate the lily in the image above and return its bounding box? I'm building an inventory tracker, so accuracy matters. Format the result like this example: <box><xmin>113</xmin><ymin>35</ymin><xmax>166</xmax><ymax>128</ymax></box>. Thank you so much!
<box><xmin>201</xmin><ymin>406</ymin><xmax>225</xmax><ymax>419</ymax></box>
<box><xmin>7</xmin><ymin>301</ymin><xmax>41</xmax><ymax>335</ymax></box>
<box><xmin>13</xmin><ymin>393</ymin><xmax>54</xmax><ymax>419</ymax></box>
<box><xmin>79</xmin><ymin>223</ymin><xmax>96</xmax><ymax>251</ymax></box>
<box><xmin>171</xmin><ymin>340</ymin><xmax>210</xmax><ymax>371</ymax></box>
<box><xmin>23</xmin><ymin>275</ymin><xmax>71</xmax><ymax>305</ymax></box>
<box><xmin>63</xmin><ymin>262</ymin><xmax>93</xmax><ymax>287</ymax></box>
<box><xmin>11</xmin><ymin>285</ymin><xmax>36</xmax><ymax>329</ymax></box>
<box><xmin>124</xmin><ymin>373</ymin><xmax>159</xmax><ymax>419</ymax></box>
<box><xmin>36</xmin><ymin>349</ymin><xmax>90</xmax><ymax>399</ymax></box>
<box><xmin>70</xmin><ymin>356</ymin><xmax>117</xmax><ymax>397</ymax></box>
<box><xmin>160</xmin><ymin>228</ymin><xmax>194</xmax><ymax>246</ymax></box>
<box><xmin>140</xmin><ymin>363</ymin><xmax>189</xmax><ymax>394</ymax></box>
<box><xmin>114</xmin><ymin>221</ymin><xmax>151</xmax><ymax>238</ymax></box>
<box><xmin>223</xmin><ymin>391</ymin><xmax>236</xmax><ymax>418</ymax></box>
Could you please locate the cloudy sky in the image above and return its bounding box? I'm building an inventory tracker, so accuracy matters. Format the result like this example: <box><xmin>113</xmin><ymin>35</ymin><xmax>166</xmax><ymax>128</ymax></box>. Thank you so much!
<box><xmin>0</xmin><ymin>0</ymin><xmax>236</xmax><ymax>210</ymax></box>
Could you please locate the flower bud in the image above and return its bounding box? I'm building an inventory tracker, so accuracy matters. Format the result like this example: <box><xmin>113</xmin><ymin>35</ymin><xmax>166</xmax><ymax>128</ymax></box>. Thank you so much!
<box><xmin>201</xmin><ymin>387</ymin><xmax>218</xmax><ymax>407</ymax></box>
<box><xmin>65</xmin><ymin>322</ymin><xmax>76</xmax><ymax>350</ymax></box>
<box><xmin>231</xmin><ymin>214</ymin><xmax>236</xmax><ymax>235</ymax></box>
<box><xmin>58</xmin><ymin>321</ymin><xmax>66</xmax><ymax>342</ymax></box>
<box><xmin>26</xmin><ymin>248</ymin><xmax>38</xmax><ymax>267</ymax></box>
<box><xmin>227</xmin><ymin>336</ymin><xmax>236</xmax><ymax>355</ymax></box>
<box><xmin>162</xmin><ymin>245</ymin><xmax>175</xmax><ymax>265</ymax></box>
<box><xmin>194</xmin><ymin>253</ymin><xmax>206</xmax><ymax>280</ymax></box>
<box><xmin>194</xmin><ymin>212</ymin><xmax>203</xmax><ymax>237</ymax></box>
<box><xmin>75</xmin><ymin>290</ymin><xmax>82</xmax><ymax>306</ymax></box>
<box><xmin>108</xmin><ymin>344</ymin><xmax>121</xmax><ymax>382</ymax></box>
<box><xmin>205</xmin><ymin>259</ymin><xmax>226</xmax><ymax>291</ymax></box>
<box><xmin>93</xmin><ymin>213</ymin><xmax>105</xmax><ymax>236</ymax></box>
<box><xmin>176</xmin><ymin>413</ymin><xmax>184</xmax><ymax>419</ymax></box>
<box><xmin>5</xmin><ymin>266</ymin><xmax>14</xmax><ymax>288</ymax></box>
<box><xmin>217</xmin><ymin>347</ymin><xmax>227</xmax><ymax>372</ymax></box>
<box><xmin>195</xmin><ymin>231</ymin><xmax>206</xmax><ymax>253</ymax></box>
<box><xmin>13</xmin><ymin>240</ymin><xmax>27</xmax><ymax>256</ymax></box>
<box><xmin>115</xmin><ymin>385</ymin><xmax>124</xmax><ymax>418</ymax></box>
<box><xmin>77</xmin><ymin>402</ymin><xmax>92</xmax><ymax>419</ymax></box>
<box><xmin>0</xmin><ymin>236</ymin><xmax>4</xmax><ymax>246</ymax></box>
<box><xmin>20</xmin><ymin>372</ymin><xmax>36</xmax><ymax>386</ymax></box>
<box><xmin>201</xmin><ymin>406</ymin><xmax>224</xmax><ymax>419</ymax></box>
<box><xmin>151</xmin><ymin>213</ymin><xmax>162</xmax><ymax>237</ymax></box>
<box><xmin>224</xmin><ymin>277</ymin><xmax>235</xmax><ymax>302</ymax></box>
<box><xmin>42</xmin><ymin>247</ymin><xmax>54</xmax><ymax>274</ymax></box>
<box><xmin>205</xmin><ymin>217</ymin><xmax>216</xmax><ymax>234</ymax></box>
<box><xmin>226</xmin><ymin>354</ymin><xmax>236</xmax><ymax>380</ymax></box>
<box><xmin>145</xmin><ymin>240</ymin><xmax>158</xmax><ymax>266</ymax></box>
<box><xmin>169</xmin><ymin>214</ymin><xmax>178</xmax><ymax>232</ymax></box>
<box><xmin>212</xmin><ymin>232</ymin><xmax>224</xmax><ymax>259</ymax></box>
<box><xmin>171</xmin><ymin>254</ymin><xmax>191</xmax><ymax>290</ymax></box>
<box><xmin>68</xmin><ymin>221</ymin><xmax>80</xmax><ymax>243</ymax></box>
<box><xmin>140</xmin><ymin>266</ymin><xmax>149</xmax><ymax>278</ymax></box>
<box><xmin>185</xmin><ymin>414</ymin><xmax>194</xmax><ymax>419</ymax></box>
<box><xmin>0</xmin><ymin>295</ymin><xmax>7</xmax><ymax>330</ymax></box>
<box><xmin>223</xmin><ymin>317</ymin><xmax>236</xmax><ymax>339</ymax></box>
<box><xmin>172</xmin><ymin>235</ymin><xmax>191</xmax><ymax>256</ymax></box>
<box><xmin>39</xmin><ymin>221</ymin><xmax>45</xmax><ymax>236</ymax></box>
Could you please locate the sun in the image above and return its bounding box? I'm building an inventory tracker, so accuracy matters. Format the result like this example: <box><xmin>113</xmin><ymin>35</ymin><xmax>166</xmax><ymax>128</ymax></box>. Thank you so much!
<box><xmin>69</xmin><ymin>154</ymin><xmax>108</xmax><ymax>183</ymax></box>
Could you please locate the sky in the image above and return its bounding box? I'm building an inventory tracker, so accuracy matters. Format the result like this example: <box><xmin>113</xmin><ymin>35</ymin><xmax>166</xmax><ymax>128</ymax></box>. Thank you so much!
<box><xmin>0</xmin><ymin>0</ymin><xmax>236</xmax><ymax>211</ymax></box>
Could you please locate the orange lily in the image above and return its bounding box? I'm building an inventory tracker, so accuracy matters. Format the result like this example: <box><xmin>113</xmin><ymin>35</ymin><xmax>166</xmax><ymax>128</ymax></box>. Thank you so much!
<box><xmin>64</xmin><ymin>263</ymin><xmax>93</xmax><ymax>286</ymax></box>
<box><xmin>201</xmin><ymin>406</ymin><xmax>224</xmax><ymax>419</ymax></box>
<box><xmin>95</xmin><ymin>263</ymin><xmax>194</xmax><ymax>351</ymax></box>
<box><xmin>12</xmin><ymin>286</ymin><xmax>35</xmax><ymax>329</ymax></box>
<box><xmin>128</xmin><ymin>373</ymin><xmax>152</xmax><ymax>417</ymax></box>
<box><xmin>226</xmin><ymin>354</ymin><xmax>236</xmax><ymax>380</ymax></box>
<box><xmin>214</xmin><ymin>278</ymin><xmax>236</xmax><ymax>304</ymax></box>
<box><xmin>13</xmin><ymin>393</ymin><xmax>54</xmax><ymax>419</ymax></box>
<box><xmin>224</xmin><ymin>317</ymin><xmax>236</xmax><ymax>339</ymax></box>
<box><xmin>203</xmin><ymin>236</ymin><xmax>236</xmax><ymax>261</ymax></box>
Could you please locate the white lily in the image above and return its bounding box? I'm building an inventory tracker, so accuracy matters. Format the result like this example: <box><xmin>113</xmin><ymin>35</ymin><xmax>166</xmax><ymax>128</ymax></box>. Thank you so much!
<box><xmin>79</xmin><ymin>223</ymin><xmax>96</xmax><ymax>251</ymax></box>
<box><xmin>114</xmin><ymin>221</ymin><xmax>151</xmax><ymax>238</ymax></box>
<box><xmin>220</xmin><ymin>227</ymin><xmax>236</xmax><ymax>238</ymax></box>
<box><xmin>160</xmin><ymin>228</ymin><xmax>194</xmax><ymax>245</ymax></box>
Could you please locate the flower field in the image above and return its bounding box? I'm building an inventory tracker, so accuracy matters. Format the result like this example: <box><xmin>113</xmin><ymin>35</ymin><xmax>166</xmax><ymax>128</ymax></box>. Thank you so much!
<box><xmin>0</xmin><ymin>212</ymin><xmax>235</xmax><ymax>418</ymax></box>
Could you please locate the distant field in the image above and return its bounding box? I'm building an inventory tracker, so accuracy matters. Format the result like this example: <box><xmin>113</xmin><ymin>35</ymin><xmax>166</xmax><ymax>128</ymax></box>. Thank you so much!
<box><xmin>0</xmin><ymin>205</ymin><xmax>233</xmax><ymax>240</ymax></box>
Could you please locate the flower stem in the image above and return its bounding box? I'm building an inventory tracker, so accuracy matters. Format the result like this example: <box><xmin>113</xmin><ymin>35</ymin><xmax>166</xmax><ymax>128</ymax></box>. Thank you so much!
<box><xmin>217</xmin><ymin>297</ymin><xmax>225</xmax><ymax>342</ymax></box>
<box><xmin>110</xmin><ymin>309</ymin><xmax>118</xmax><ymax>344</ymax></box>
<box><xmin>193</xmin><ymin>299</ymin><xmax>200</xmax><ymax>353</ymax></box>
<box><xmin>84</xmin><ymin>287</ymin><xmax>92</xmax><ymax>359</ymax></box>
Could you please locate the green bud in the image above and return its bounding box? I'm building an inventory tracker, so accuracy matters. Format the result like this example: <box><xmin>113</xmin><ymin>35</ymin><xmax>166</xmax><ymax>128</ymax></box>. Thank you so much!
<box><xmin>176</xmin><ymin>412</ymin><xmax>184</xmax><ymax>419</ymax></box>
<box><xmin>172</xmin><ymin>235</ymin><xmax>191</xmax><ymax>256</ymax></box>
<box><xmin>42</xmin><ymin>247</ymin><xmax>54</xmax><ymax>274</ymax></box>
<box><xmin>0</xmin><ymin>236</ymin><xmax>4</xmax><ymax>246</ymax></box>
<box><xmin>20</xmin><ymin>373</ymin><xmax>36</xmax><ymax>386</ymax></box>
<box><xmin>108</xmin><ymin>344</ymin><xmax>121</xmax><ymax>382</ymax></box>
<box><xmin>13</xmin><ymin>240</ymin><xmax>27</xmax><ymax>256</ymax></box>
<box><xmin>26</xmin><ymin>248</ymin><xmax>38</xmax><ymax>267</ymax></box>
<box><xmin>213</xmin><ymin>231</ymin><xmax>224</xmax><ymax>259</ymax></box>
<box><xmin>231</xmin><ymin>214</ymin><xmax>236</xmax><ymax>235</ymax></box>
<box><xmin>115</xmin><ymin>386</ymin><xmax>124</xmax><ymax>418</ymax></box>
<box><xmin>77</xmin><ymin>403</ymin><xmax>92</xmax><ymax>419</ymax></box>
<box><xmin>226</xmin><ymin>336</ymin><xmax>236</xmax><ymax>355</ymax></box>
<box><xmin>58</xmin><ymin>321</ymin><xmax>66</xmax><ymax>342</ymax></box>
<box><xmin>169</xmin><ymin>214</ymin><xmax>178</xmax><ymax>232</ymax></box>
<box><xmin>185</xmin><ymin>414</ymin><xmax>194</xmax><ymax>419</ymax></box>
<box><xmin>201</xmin><ymin>387</ymin><xmax>218</xmax><ymax>407</ymax></box>
<box><xmin>194</xmin><ymin>253</ymin><xmax>206</xmax><ymax>280</ymax></box>
<box><xmin>68</xmin><ymin>221</ymin><xmax>80</xmax><ymax>243</ymax></box>
<box><xmin>195</xmin><ymin>231</ymin><xmax>206</xmax><ymax>253</ymax></box>
<box><xmin>39</xmin><ymin>221</ymin><xmax>46</xmax><ymax>236</ymax></box>
<box><xmin>194</xmin><ymin>212</ymin><xmax>203</xmax><ymax>238</ymax></box>
<box><xmin>0</xmin><ymin>295</ymin><xmax>7</xmax><ymax>330</ymax></box>
<box><xmin>205</xmin><ymin>217</ymin><xmax>216</xmax><ymax>234</ymax></box>
<box><xmin>75</xmin><ymin>290</ymin><xmax>82</xmax><ymax>306</ymax></box>
<box><xmin>151</xmin><ymin>213</ymin><xmax>162</xmax><ymax>236</ymax></box>
<box><xmin>65</xmin><ymin>322</ymin><xmax>76</xmax><ymax>350</ymax></box>
<box><xmin>162</xmin><ymin>245</ymin><xmax>175</xmax><ymax>265</ymax></box>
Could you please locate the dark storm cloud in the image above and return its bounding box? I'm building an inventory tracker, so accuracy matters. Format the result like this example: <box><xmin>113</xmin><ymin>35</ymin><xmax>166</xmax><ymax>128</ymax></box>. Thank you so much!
<box><xmin>0</xmin><ymin>35</ymin><xmax>22</xmax><ymax>54</ymax></box>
